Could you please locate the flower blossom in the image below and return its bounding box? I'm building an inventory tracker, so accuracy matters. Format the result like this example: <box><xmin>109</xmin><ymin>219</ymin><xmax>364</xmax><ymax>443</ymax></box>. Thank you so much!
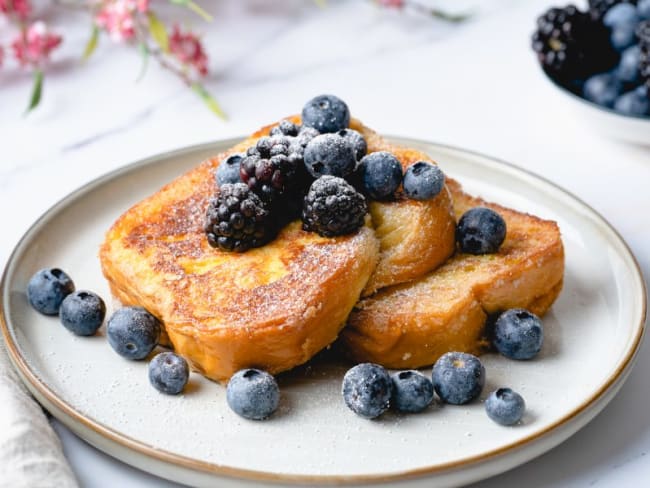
<box><xmin>169</xmin><ymin>25</ymin><xmax>208</xmax><ymax>77</ymax></box>
<box><xmin>379</xmin><ymin>0</ymin><xmax>404</xmax><ymax>8</ymax></box>
<box><xmin>95</xmin><ymin>0</ymin><xmax>149</xmax><ymax>42</ymax></box>
<box><xmin>0</xmin><ymin>0</ymin><xmax>32</xmax><ymax>20</ymax></box>
<box><xmin>11</xmin><ymin>21</ymin><xmax>62</xmax><ymax>68</ymax></box>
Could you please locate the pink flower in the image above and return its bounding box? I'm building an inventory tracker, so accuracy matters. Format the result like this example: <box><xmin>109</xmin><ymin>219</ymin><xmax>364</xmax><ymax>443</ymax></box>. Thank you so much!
<box><xmin>95</xmin><ymin>0</ymin><xmax>149</xmax><ymax>42</ymax></box>
<box><xmin>379</xmin><ymin>0</ymin><xmax>404</xmax><ymax>8</ymax></box>
<box><xmin>169</xmin><ymin>25</ymin><xmax>208</xmax><ymax>77</ymax></box>
<box><xmin>136</xmin><ymin>0</ymin><xmax>148</xmax><ymax>13</ymax></box>
<box><xmin>11</xmin><ymin>21</ymin><xmax>62</xmax><ymax>68</ymax></box>
<box><xmin>0</xmin><ymin>0</ymin><xmax>32</xmax><ymax>20</ymax></box>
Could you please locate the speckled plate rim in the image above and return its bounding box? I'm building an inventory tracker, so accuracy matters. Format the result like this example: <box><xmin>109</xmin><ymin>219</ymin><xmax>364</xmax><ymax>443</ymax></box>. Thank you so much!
<box><xmin>0</xmin><ymin>138</ymin><xmax>646</xmax><ymax>486</ymax></box>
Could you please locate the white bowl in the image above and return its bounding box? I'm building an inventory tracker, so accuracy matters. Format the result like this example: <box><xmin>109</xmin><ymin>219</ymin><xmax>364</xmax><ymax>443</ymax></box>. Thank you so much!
<box><xmin>541</xmin><ymin>70</ymin><xmax>650</xmax><ymax>146</ymax></box>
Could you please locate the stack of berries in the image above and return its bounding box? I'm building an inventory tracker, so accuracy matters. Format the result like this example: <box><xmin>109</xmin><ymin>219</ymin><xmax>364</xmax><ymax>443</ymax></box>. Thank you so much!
<box><xmin>532</xmin><ymin>0</ymin><xmax>650</xmax><ymax>117</ymax></box>
<box><xmin>205</xmin><ymin>95</ymin><xmax>448</xmax><ymax>252</ymax></box>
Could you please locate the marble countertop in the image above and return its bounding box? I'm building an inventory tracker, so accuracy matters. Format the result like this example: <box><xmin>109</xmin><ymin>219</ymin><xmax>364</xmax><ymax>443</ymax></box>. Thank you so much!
<box><xmin>1</xmin><ymin>0</ymin><xmax>649</xmax><ymax>486</ymax></box>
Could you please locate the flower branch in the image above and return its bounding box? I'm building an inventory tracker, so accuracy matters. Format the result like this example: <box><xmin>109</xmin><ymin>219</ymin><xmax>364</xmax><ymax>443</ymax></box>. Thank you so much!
<box><xmin>375</xmin><ymin>0</ymin><xmax>471</xmax><ymax>23</ymax></box>
<box><xmin>0</xmin><ymin>0</ymin><xmax>224</xmax><ymax>117</ymax></box>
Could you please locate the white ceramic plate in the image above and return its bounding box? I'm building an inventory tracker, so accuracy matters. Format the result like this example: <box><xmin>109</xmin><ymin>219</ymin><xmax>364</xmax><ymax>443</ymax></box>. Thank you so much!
<box><xmin>1</xmin><ymin>139</ymin><xmax>646</xmax><ymax>487</ymax></box>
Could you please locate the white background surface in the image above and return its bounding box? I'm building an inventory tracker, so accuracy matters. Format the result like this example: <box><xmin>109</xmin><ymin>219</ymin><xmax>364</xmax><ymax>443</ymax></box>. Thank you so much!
<box><xmin>1</xmin><ymin>0</ymin><xmax>648</xmax><ymax>486</ymax></box>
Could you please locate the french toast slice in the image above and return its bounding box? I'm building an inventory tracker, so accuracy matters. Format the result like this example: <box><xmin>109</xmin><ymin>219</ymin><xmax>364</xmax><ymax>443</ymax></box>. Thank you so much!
<box><xmin>100</xmin><ymin>118</ymin><xmax>455</xmax><ymax>381</ymax></box>
<box><xmin>341</xmin><ymin>179</ymin><xmax>565</xmax><ymax>369</ymax></box>
<box><xmin>354</xmin><ymin>122</ymin><xmax>456</xmax><ymax>296</ymax></box>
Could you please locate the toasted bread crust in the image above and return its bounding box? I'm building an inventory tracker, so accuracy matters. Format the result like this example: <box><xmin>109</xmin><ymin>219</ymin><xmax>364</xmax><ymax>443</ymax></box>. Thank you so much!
<box><xmin>100</xmin><ymin>118</ymin><xmax>459</xmax><ymax>381</ymax></box>
<box><xmin>100</xmin><ymin>126</ymin><xmax>380</xmax><ymax>382</ymax></box>
<box><xmin>103</xmin><ymin>218</ymin><xmax>378</xmax><ymax>381</ymax></box>
<box><xmin>341</xmin><ymin>180</ymin><xmax>565</xmax><ymax>369</ymax></box>
<box><xmin>100</xmin><ymin>116</ymin><xmax>492</xmax><ymax>381</ymax></box>
<box><xmin>354</xmin><ymin>121</ymin><xmax>456</xmax><ymax>295</ymax></box>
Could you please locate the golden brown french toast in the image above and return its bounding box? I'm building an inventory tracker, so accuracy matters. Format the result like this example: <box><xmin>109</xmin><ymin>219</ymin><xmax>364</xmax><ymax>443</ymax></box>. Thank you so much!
<box><xmin>100</xmin><ymin>117</ymin><xmax>455</xmax><ymax>382</ymax></box>
<box><xmin>341</xmin><ymin>179</ymin><xmax>565</xmax><ymax>369</ymax></box>
<box><xmin>358</xmin><ymin>122</ymin><xmax>456</xmax><ymax>296</ymax></box>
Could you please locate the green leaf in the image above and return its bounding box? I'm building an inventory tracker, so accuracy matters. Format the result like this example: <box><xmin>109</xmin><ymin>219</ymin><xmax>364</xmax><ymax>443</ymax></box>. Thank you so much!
<box><xmin>191</xmin><ymin>83</ymin><xmax>227</xmax><ymax>120</ymax></box>
<box><xmin>169</xmin><ymin>0</ymin><xmax>213</xmax><ymax>21</ymax></box>
<box><xmin>82</xmin><ymin>26</ymin><xmax>99</xmax><ymax>62</ymax></box>
<box><xmin>430</xmin><ymin>9</ymin><xmax>471</xmax><ymax>23</ymax></box>
<box><xmin>25</xmin><ymin>70</ymin><xmax>43</xmax><ymax>115</ymax></box>
<box><xmin>147</xmin><ymin>12</ymin><xmax>169</xmax><ymax>53</ymax></box>
<box><xmin>135</xmin><ymin>42</ymin><xmax>150</xmax><ymax>82</ymax></box>
<box><xmin>187</xmin><ymin>1</ymin><xmax>213</xmax><ymax>21</ymax></box>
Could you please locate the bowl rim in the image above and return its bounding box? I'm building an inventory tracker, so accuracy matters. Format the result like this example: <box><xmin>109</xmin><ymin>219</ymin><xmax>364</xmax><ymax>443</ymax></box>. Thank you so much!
<box><xmin>537</xmin><ymin>65</ymin><xmax>650</xmax><ymax>122</ymax></box>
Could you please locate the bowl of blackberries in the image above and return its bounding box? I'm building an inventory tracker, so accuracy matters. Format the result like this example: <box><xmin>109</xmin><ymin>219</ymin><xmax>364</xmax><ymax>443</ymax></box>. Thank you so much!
<box><xmin>532</xmin><ymin>0</ymin><xmax>650</xmax><ymax>144</ymax></box>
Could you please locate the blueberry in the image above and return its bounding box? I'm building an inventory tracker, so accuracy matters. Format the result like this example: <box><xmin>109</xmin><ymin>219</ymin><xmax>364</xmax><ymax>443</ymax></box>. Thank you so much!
<box><xmin>226</xmin><ymin>368</ymin><xmax>279</xmax><ymax>420</ymax></box>
<box><xmin>59</xmin><ymin>290</ymin><xmax>106</xmax><ymax>336</ymax></box>
<box><xmin>338</xmin><ymin>128</ymin><xmax>367</xmax><ymax>160</ymax></box>
<box><xmin>303</xmin><ymin>133</ymin><xmax>356</xmax><ymax>178</ymax></box>
<box><xmin>402</xmin><ymin>161</ymin><xmax>445</xmax><ymax>201</ymax></box>
<box><xmin>215</xmin><ymin>153</ymin><xmax>243</xmax><ymax>186</ymax></box>
<box><xmin>342</xmin><ymin>363</ymin><xmax>392</xmax><ymax>419</ymax></box>
<box><xmin>603</xmin><ymin>3</ymin><xmax>639</xmax><ymax>28</ymax></box>
<box><xmin>391</xmin><ymin>370</ymin><xmax>434</xmax><ymax>413</ymax></box>
<box><xmin>301</xmin><ymin>94</ymin><xmax>350</xmax><ymax>133</ymax></box>
<box><xmin>432</xmin><ymin>352</ymin><xmax>485</xmax><ymax>405</ymax></box>
<box><xmin>583</xmin><ymin>72</ymin><xmax>623</xmax><ymax>108</ymax></box>
<box><xmin>148</xmin><ymin>352</ymin><xmax>189</xmax><ymax>395</ymax></box>
<box><xmin>639</xmin><ymin>0</ymin><xmax>650</xmax><ymax>20</ymax></box>
<box><xmin>106</xmin><ymin>307</ymin><xmax>161</xmax><ymax>360</ymax></box>
<box><xmin>614</xmin><ymin>85</ymin><xmax>650</xmax><ymax>115</ymax></box>
<box><xmin>27</xmin><ymin>268</ymin><xmax>75</xmax><ymax>315</ymax></box>
<box><xmin>493</xmin><ymin>309</ymin><xmax>544</xmax><ymax>360</ymax></box>
<box><xmin>610</xmin><ymin>23</ymin><xmax>638</xmax><ymax>52</ymax></box>
<box><xmin>485</xmin><ymin>388</ymin><xmax>526</xmax><ymax>426</ymax></box>
<box><xmin>359</xmin><ymin>151</ymin><xmax>403</xmax><ymax>200</ymax></box>
<box><xmin>617</xmin><ymin>45</ymin><xmax>641</xmax><ymax>83</ymax></box>
<box><xmin>456</xmin><ymin>207</ymin><xmax>506</xmax><ymax>255</ymax></box>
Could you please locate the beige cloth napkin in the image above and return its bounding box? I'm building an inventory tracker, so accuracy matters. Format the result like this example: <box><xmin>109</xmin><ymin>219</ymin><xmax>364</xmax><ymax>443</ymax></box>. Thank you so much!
<box><xmin>0</xmin><ymin>339</ymin><xmax>78</xmax><ymax>488</ymax></box>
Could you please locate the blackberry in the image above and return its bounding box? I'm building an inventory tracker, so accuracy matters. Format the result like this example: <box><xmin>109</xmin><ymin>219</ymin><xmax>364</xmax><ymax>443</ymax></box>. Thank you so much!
<box><xmin>588</xmin><ymin>0</ymin><xmax>636</xmax><ymax>21</ymax></box>
<box><xmin>270</xmin><ymin>119</ymin><xmax>300</xmax><ymax>137</ymax></box>
<box><xmin>532</xmin><ymin>5</ymin><xmax>618</xmax><ymax>83</ymax></box>
<box><xmin>289</xmin><ymin>126</ymin><xmax>320</xmax><ymax>160</ymax></box>
<box><xmin>240</xmin><ymin>135</ymin><xmax>304</xmax><ymax>203</ymax></box>
<box><xmin>302</xmin><ymin>176</ymin><xmax>367</xmax><ymax>237</ymax></box>
<box><xmin>639</xmin><ymin>21</ymin><xmax>650</xmax><ymax>88</ymax></box>
<box><xmin>637</xmin><ymin>18</ymin><xmax>650</xmax><ymax>40</ymax></box>
<box><xmin>204</xmin><ymin>183</ymin><xmax>273</xmax><ymax>252</ymax></box>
